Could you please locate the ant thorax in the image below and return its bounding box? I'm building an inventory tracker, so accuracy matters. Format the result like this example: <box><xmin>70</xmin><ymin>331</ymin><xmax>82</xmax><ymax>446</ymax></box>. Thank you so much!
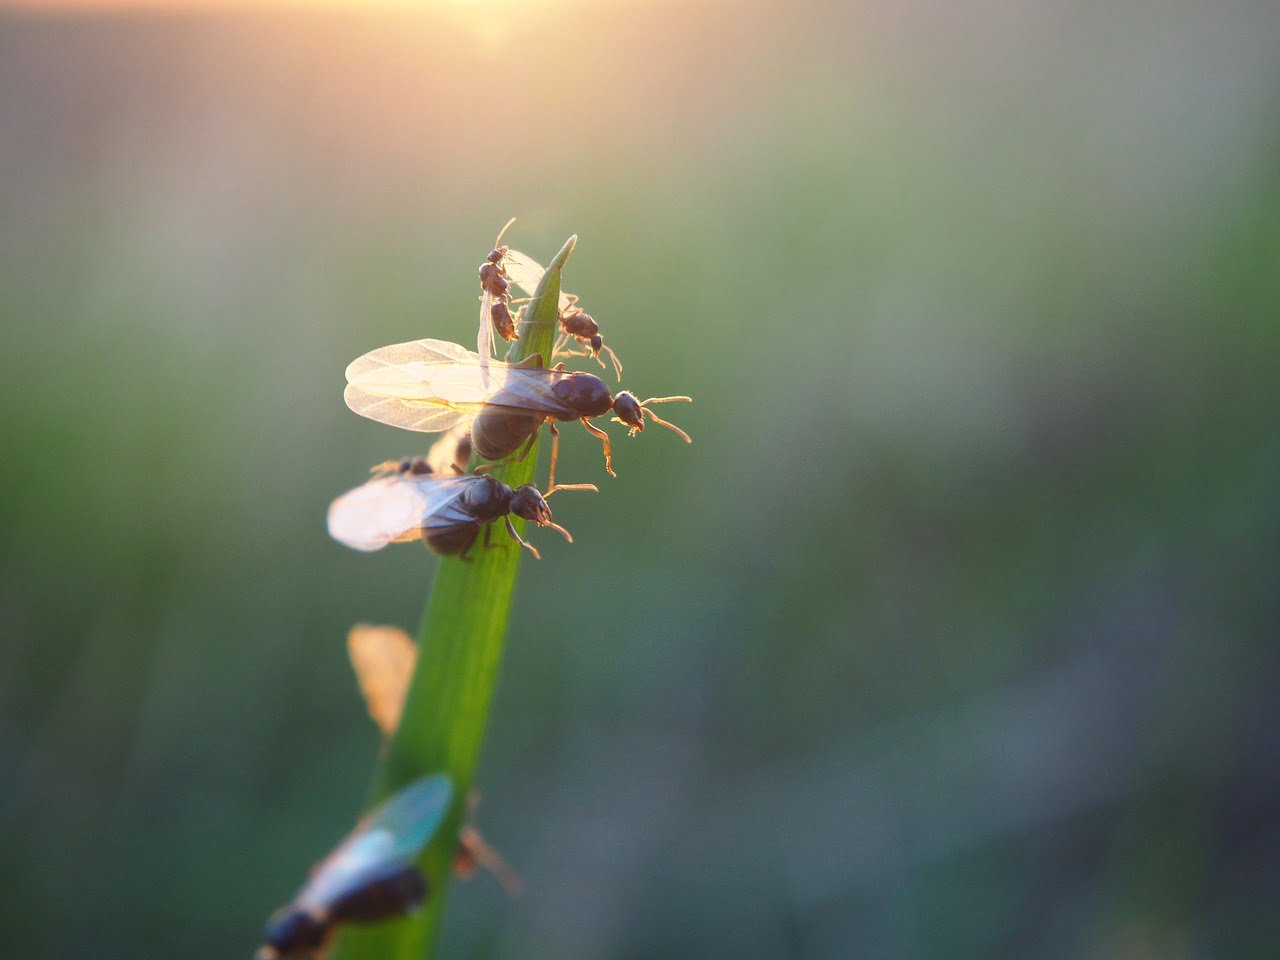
<box><xmin>461</xmin><ymin>475</ymin><xmax>512</xmax><ymax>523</ymax></box>
<box><xmin>550</xmin><ymin>371</ymin><xmax>613</xmax><ymax>419</ymax></box>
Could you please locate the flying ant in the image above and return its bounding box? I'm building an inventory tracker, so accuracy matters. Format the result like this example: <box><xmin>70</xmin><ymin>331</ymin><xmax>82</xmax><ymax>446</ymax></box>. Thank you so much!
<box><xmin>504</xmin><ymin>249</ymin><xmax>623</xmax><ymax>379</ymax></box>
<box><xmin>257</xmin><ymin>775</ymin><xmax>452</xmax><ymax>960</ymax></box>
<box><xmin>343</xmin><ymin>338</ymin><xmax>690</xmax><ymax>479</ymax></box>
<box><xmin>327</xmin><ymin>467</ymin><xmax>590</xmax><ymax>560</ymax></box>
<box><xmin>368</xmin><ymin>426</ymin><xmax>474</xmax><ymax>479</ymax></box>
<box><xmin>346</xmin><ymin>626</ymin><xmax>524</xmax><ymax>897</ymax></box>
<box><xmin>477</xmin><ymin>218</ymin><xmax>518</xmax><ymax>361</ymax></box>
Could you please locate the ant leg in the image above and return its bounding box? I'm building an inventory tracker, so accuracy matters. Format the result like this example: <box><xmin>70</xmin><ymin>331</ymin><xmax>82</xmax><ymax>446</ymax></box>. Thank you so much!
<box><xmin>581</xmin><ymin>419</ymin><xmax>616</xmax><ymax>477</ymax></box>
<box><xmin>504</xmin><ymin>516</ymin><xmax>542</xmax><ymax>559</ymax></box>
<box><xmin>510</xmin><ymin>428</ymin><xmax>540</xmax><ymax>465</ymax></box>
<box><xmin>483</xmin><ymin>524</ymin><xmax>497</xmax><ymax>549</ymax></box>
<box><xmin>458</xmin><ymin>826</ymin><xmax>524</xmax><ymax>897</ymax></box>
<box><xmin>547</xmin><ymin>422</ymin><xmax>560</xmax><ymax>491</ymax></box>
<box><xmin>602</xmin><ymin>344</ymin><xmax>623</xmax><ymax>381</ymax></box>
<box><xmin>545</xmin><ymin>422</ymin><xmax>599</xmax><ymax>496</ymax></box>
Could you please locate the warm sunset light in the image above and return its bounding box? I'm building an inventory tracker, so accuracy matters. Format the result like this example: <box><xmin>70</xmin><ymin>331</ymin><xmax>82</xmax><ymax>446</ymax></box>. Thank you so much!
<box><xmin>0</xmin><ymin>0</ymin><xmax>656</xmax><ymax>7</ymax></box>
<box><xmin>6</xmin><ymin>0</ymin><xmax>492</xmax><ymax>7</ymax></box>
<box><xmin>4</xmin><ymin>0</ymin><xmax>1274</xmax><ymax>958</ymax></box>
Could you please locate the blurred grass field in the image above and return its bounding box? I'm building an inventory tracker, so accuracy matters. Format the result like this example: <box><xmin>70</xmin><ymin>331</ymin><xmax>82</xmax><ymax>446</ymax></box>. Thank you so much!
<box><xmin>1</xmin><ymin>2</ymin><xmax>1279</xmax><ymax>958</ymax></box>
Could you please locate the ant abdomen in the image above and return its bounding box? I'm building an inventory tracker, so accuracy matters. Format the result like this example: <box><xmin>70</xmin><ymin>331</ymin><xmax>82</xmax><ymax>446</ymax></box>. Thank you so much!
<box><xmin>424</xmin><ymin>524</ymin><xmax>480</xmax><ymax>557</ymax></box>
<box><xmin>471</xmin><ymin>408</ymin><xmax>544</xmax><ymax>461</ymax></box>
<box><xmin>326</xmin><ymin>865</ymin><xmax>427</xmax><ymax>925</ymax></box>
<box><xmin>561</xmin><ymin>310</ymin><xmax>598</xmax><ymax>340</ymax></box>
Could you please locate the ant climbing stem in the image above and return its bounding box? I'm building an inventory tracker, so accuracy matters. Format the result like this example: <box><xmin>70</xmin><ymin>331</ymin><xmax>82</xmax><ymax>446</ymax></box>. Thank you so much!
<box><xmin>502</xmin><ymin>258</ymin><xmax>625</xmax><ymax>380</ymax></box>
<box><xmin>345</xmin><ymin>339</ymin><xmax>693</xmax><ymax>479</ymax></box>
<box><xmin>478</xmin><ymin>218</ymin><xmax>519</xmax><ymax>361</ymax></box>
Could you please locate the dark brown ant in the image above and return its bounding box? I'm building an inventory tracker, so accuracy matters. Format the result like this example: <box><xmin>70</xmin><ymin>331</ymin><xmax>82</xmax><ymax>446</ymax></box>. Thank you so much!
<box><xmin>345</xmin><ymin>339</ymin><xmax>692</xmax><ymax>479</ymax></box>
<box><xmin>368</xmin><ymin>426</ymin><xmax>473</xmax><ymax>479</ymax></box>
<box><xmin>327</xmin><ymin>469</ymin><xmax>589</xmax><ymax>561</ymax></box>
<box><xmin>424</xmin><ymin>475</ymin><xmax>569</xmax><ymax>561</ymax></box>
<box><xmin>368</xmin><ymin>455</ymin><xmax>435</xmax><ymax>478</ymax></box>
<box><xmin>504</xmin><ymin>251</ymin><xmax>624</xmax><ymax>379</ymax></box>
<box><xmin>478</xmin><ymin>218</ymin><xmax>518</xmax><ymax>358</ymax></box>
<box><xmin>553</xmin><ymin>296</ymin><xmax>623</xmax><ymax>380</ymax></box>
<box><xmin>477</xmin><ymin>217</ymin><xmax>514</xmax><ymax>301</ymax></box>
<box><xmin>257</xmin><ymin>776</ymin><xmax>451</xmax><ymax>960</ymax></box>
<box><xmin>470</xmin><ymin>357</ymin><xmax>691</xmax><ymax>481</ymax></box>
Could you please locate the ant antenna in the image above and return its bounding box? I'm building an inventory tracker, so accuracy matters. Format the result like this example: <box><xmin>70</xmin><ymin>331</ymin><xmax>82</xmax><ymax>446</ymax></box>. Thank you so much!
<box><xmin>545</xmin><ymin>483</ymin><xmax>598</xmax><ymax>497</ymax></box>
<box><xmin>600</xmin><ymin>344</ymin><xmax>623</xmax><ymax>380</ymax></box>
<box><xmin>493</xmin><ymin>216</ymin><xmax>516</xmax><ymax>248</ymax></box>
<box><xmin>640</xmin><ymin>396</ymin><xmax>692</xmax><ymax>443</ymax></box>
<box><xmin>544</xmin><ymin>521</ymin><xmax>573</xmax><ymax>543</ymax></box>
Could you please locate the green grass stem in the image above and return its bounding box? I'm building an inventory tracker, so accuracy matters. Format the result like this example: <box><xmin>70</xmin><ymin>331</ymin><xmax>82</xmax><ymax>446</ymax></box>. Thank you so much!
<box><xmin>330</xmin><ymin>234</ymin><xmax>577</xmax><ymax>960</ymax></box>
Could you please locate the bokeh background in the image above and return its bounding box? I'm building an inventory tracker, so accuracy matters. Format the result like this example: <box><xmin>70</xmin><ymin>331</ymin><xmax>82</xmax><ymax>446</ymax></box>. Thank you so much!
<box><xmin>3</xmin><ymin>1</ymin><xmax>1279</xmax><ymax>957</ymax></box>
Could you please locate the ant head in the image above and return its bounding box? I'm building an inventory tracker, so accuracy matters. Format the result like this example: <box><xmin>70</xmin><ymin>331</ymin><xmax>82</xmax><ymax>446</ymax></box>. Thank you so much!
<box><xmin>508</xmin><ymin>485</ymin><xmax>553</xmax><ymax>526</ymax></box>
<box><xmin>612</xmin><ymin>391</ymin><xmax>645</xmax><ymax>434</ymax></box>
<box><xmin>261</xmin><ymin>908</ymin><xmax>327</xmax><ymax>960</ymax></box>
<box><xmin>487</xmin><ymin>247</ymin><xmax>507</xmax><ymax>264</ymax></box>
<box><xmin>551</xmin><ymin>372</ymin><xmax>613</xmax><ymax>418</ymax></box>
<box><xmin>589</xmin><ymin>334</ymin><xmax>604</xmax><ymax>356</ymax></box>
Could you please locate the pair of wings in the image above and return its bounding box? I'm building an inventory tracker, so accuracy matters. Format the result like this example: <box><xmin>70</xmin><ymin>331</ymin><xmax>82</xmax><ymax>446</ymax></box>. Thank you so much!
<box><xmin>293</xmin><ymin>774</ymin><xmax>453</xmax><ymax>916</ymax></box>
<box><xmin>344</xmin><ymin>338</ymin><xmax>574</xmax><ymax>435</ymax></box>
<box><xmin>476</xmin><ymin>249</ymin><xmax>577</xmax><ymax>360</ymax></box>
<box><xmin>327</xmin><ymin>472</ymin><xmax>481</xmax><ymax>552</ymax></box>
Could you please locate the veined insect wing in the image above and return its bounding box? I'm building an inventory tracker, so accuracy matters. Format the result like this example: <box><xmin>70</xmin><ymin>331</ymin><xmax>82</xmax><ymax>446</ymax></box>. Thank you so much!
<box><xmin>292</xmin><ymin>775</ymin><xmax>453</xmax><ymax>916</ymax></box>
<box><xmin>504</xmin><ymin>248</ymin><xmax>575</xmax><ymax>313</ymax></box>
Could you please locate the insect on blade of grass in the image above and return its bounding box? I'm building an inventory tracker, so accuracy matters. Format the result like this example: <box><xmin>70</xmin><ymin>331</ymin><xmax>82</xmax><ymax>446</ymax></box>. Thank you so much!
<box><xmin>328</xmin><ymin>234</ymin><xmax>576</xmax><ymax>960</ymax></box>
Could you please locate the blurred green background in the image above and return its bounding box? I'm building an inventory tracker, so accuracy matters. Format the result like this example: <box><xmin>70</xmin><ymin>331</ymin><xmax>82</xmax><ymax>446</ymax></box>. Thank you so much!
<box><xmin>2</xmin><ymin>2</ymin><xmax>1279</xmax><ymax>957</ymax></box>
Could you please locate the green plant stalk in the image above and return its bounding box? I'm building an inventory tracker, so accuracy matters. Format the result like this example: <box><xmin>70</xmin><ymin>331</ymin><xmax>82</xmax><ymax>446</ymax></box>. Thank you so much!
<box><xmin>330</xmin><ymin>235</ymin><xmax>577</xmax><ymax>960</ymax></box>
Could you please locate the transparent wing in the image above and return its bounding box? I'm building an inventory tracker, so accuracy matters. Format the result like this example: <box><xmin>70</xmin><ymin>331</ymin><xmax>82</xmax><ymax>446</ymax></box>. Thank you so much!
<box><xmin>327</xmin><ymin>473</ymin><xmax>476</xmax><ymax>552</ymax></box>
<box><xmin>343</xmin><ymin>383</ymin><xmax>474</xmax><ymax>434</ymax></box>
<box><xmin>347</xmin><ymin>624</ymin><xmax>417</xmax><ymax>737</ymax></box>
<box><xmin>426</xmin><ymin>425</ymin><xmax>473</xmax><ymax>475</ymax></box>
<box><xmin>344</xmin><ymin>339</ymin><xmax>574</xmax><ymax>432</ymax></box>
<box><xmin>296</xmin><ymin>774</ymin><xmax>453</xmax><ymax>915</ymax></box>
<box><xmin>477</xmin><ymin>288</ymin><xmax>495</xmax><ymax>361</ymax></box>
<box><xmin>505</xmin><ymin>249</ymin><xmax>574</xmax><ymax>311</ymax></box>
